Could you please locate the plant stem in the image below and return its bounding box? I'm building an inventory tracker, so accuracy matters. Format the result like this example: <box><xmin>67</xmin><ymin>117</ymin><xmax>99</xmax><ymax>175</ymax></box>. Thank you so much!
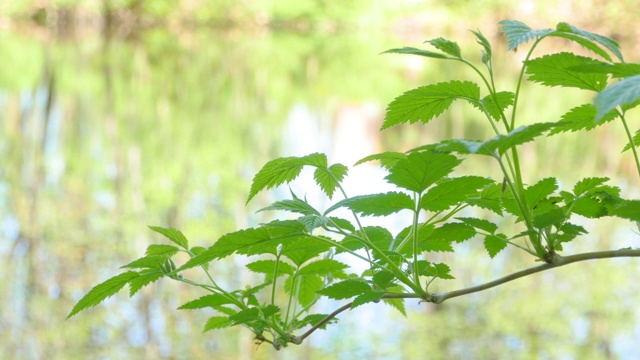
<box><xmin>618</xmin><ymin>111</ymin><xmax>640</xmax><ymax>178</ymax></box>
<box><xmin>412</xmin><ymin>193</ymin><xmax>422</xmax><ymax>290</ymax></box>
<box><xmin>430</xmin><ymin>249</ymin><xmax>640</xmax><ymax>303</ymax></box>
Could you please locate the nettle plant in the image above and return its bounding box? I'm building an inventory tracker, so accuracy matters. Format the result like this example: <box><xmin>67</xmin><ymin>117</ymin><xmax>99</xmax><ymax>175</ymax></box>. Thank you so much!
<box><xmin>68</xmin><ymin>20</ymin><xmax>640</xmax><ymax>349</ymax></box>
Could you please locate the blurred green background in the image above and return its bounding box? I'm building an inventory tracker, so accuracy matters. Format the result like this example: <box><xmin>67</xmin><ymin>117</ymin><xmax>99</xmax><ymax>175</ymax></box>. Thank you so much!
<box><xmin>1</xmin><ymin>0</ymin><xmax>639</xmax><ymax>359</ymax></box>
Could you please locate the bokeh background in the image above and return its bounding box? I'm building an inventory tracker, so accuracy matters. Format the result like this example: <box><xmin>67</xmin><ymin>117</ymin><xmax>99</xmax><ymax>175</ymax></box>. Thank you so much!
<box><xmin>1</xmin><ymin>0</ymin><xmax>639</xmax><ymax>359</ymax></box>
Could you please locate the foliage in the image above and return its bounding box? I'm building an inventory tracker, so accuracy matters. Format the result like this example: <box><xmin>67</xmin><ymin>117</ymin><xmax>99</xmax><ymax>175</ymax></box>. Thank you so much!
<box><xmin>68</xmin><ymin>20</ymin><xmax>640</xmax><ymax>350</ymax></box>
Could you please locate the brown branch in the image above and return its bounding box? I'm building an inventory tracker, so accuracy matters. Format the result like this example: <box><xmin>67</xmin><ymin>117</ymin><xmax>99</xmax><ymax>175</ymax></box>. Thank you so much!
<box><xmin>430</xmin><ymin>249</ymin><xmax>640</xmax><ymax>304</ymax></box>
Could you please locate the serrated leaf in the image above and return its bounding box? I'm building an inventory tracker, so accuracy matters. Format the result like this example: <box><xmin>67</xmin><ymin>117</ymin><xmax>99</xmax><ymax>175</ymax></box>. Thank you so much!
<box><xmin>382</xmin><ymin>47</ymin><xmax>450</xmax><ymax>59</ymax></box>
<box><xmin>258</xmin><ymin>198</ymin><xmax>320</xmax><ymax>216</ymax></box>
<box><xmin>525</xmin><ymin>53</ymin><xmax>608</xmax><ymax>91</ymax></box>
<box><xmin>550</xmin><ymin>33</ymin><xmax>613</xmax><ymax>62</ymax></box>
<box><xmin>381</xmin><ymin>81</ymin><xmax>481</xmax><ymax>130</ymax></box>
<box><xmin>479</xmin><ymin>92</ymin><xmax>515</xmax><ymax>121</ymax></box>
<box><xmin>351</xmin><ymin>291</ymin><xmax>386</xmax><ymax>309</ymax></box>
<box><xmin>568</xmin><ymin>63</ymin><xmax>640</xmax><ymax>79</ymax></box>
<box><xmin>426</xmin><ymin>37</ymin><xmax>462</xmax><ymax>58</ymax></box>
<box><xmin>300</xmin><ymin>314</ymin><xmax>336</xmax><ymax>329</ymax></box>
<box><xmin>298</xmin><ymin>259</ymin><xmax>349</xmax><ymax>276</ymax></box>
<box><xmin>383</xmin><ymin>296</ymin><xmax>406</xmax><ymax>316</ymax></box>
<box><xmin>229</xmin><ymin>307</ymin><xmax>260</xmax><ymax>325</ymax></box>
<box><xmin>325</xmin><ymin>192</ymin><xmax>414</xmax><ymax>217</ymax></box>
<box><xmin>149</xmin><ymin>226</ymin><xmax>189</xmax><ymax>249</ymax></box>
<box><xmin>573</xmin><ymin>177</ymin><xmax>610</xmax><ymax>196</ymax></box>
<box><xmin>532</xmin><ymin>207</ymin><xmax>566</xmax><ymax>228</ymax></box>
<box><xmin>467</xmin><ymin>183</ymin><xmax>503</xmax><ymax>215</ymax></box>
<box><xmin>67</xmin><ymin>272</ymin><xmax>139</xmax><ymax>319</ymax></box>
<box><xmin>246</xmin><ymin>153</ymin><xmax>327</xmax><ymax>204</ymax></box>
<box><xmin>372</xmin><ymin>270</ymin><xmax>396</xmax><ymax>289</ymax></box>
<box><xmin>595</xmin><ymin>75</ymin><xmax>640</xmax><ymax>121</ymax></box>
<box><xmin>298</xmin><ymin>215</ymin><xmax>328</xmax><ymax>233</ymax></box>
<box><xmin>203</xmin><ymin>316</ymin><xmax>233</xmax><ymax>332</ymax></box>
<box><xmin>261</xmin><ymin>304</ymin><xmax>280</xmax><ymax>318</ymax></box>
<box><xmin>456</xmin><ymin>217</ymin><xmax>498</xmax><ymax>234</ymax></box>
<box><xmin>622</xmin><ymin>128</ymin><xmax>640</xmax><ymax>153</ymax></box>
<box><xmin>246</xmin><ymin>259</ymin><xmax>296</xmax><ymax>277</ymax></box>
<box><xmin>395</xmin><ymin>223</ymin><xmax>435</xmax><ymax>255</ymax></box>
<box><xmin>548</xmin><ymin>104</ymin><xmax>616</xmax><ymax>135</ymax></box>
<box><xmin>121</xmin><ymin>256</ymin><xmax>163</xmax><ymax>270</ymax></box>
<box><xmin>354</xmin><ymin>152</ymin><xmax>406</xmax><ymax>169</ymax></box>
<box><xmin>314</xmin><ymin>163</ymin><xmax>349</xmax><ymax>199</ymax></box>
<box><xmin>288</xmin><ymin>274</ymin><xmax>324</xmax><ymax>307</ymax></box>
<box><xmin>385</xmin><ymin>151</ymin><xmax>462</xmax><ymax>193</ymax></box>
<box><xmin>499</xmin><ymin>20</ymin><xmax>553</xmax><ymax>51</ymax></box>
<box><xmin>178</xmin><ymin>294</ymin><xmax>234</xmax><ymax>310</ymax></box>
<box><xmin>608</xmin><ymin>200</ymin><xmax>640</xmax><ymax>221</ymax></box>
<box><xmin>145</xmin><ymin>244</ymin><xmax>180</xmax><ymax>258</ymax></box>
<box><xmin>325</xmin><ymin>217</ymin><xmax>355</xmax><ymax>233</ymax></box>
<box><xmin>421</xmin><ymin>176</ymin><xmax>493</xmax><ymax>211</ymax></box>
<box><xmin>428</xmin><ymin>222</ymin><xmax>476</xmax><ymax>246</ymax></box>
<box><xmin>484</xmin><ymin>234</ymin><xmax>508</xmax><ymax>258</ymax></box>
<box><xmin>555</xmin><ymin>22</ymin><xmax>623</xmax><ymax>62</ymax></box>
<box><xmin>317</xmin><ymin>279</ymin><xmax>371</xmax><ymax>300</ymax></box>
<box><xmin>417</xmin><ymin>261</ymin><xmax>454</xmax><ymax>279</ymax></box>
<box><xmin>280</xmin><ymin>237</ymin><xmax>332</xmax><ymax>266</ymax></box>
<box><xmin>526</xmin><ymin>178</ymin><xmax>558</xmax><ymax>207</ymax></box>
<box><xmin>128</xmin><ymin>270</ymin><xmax>164</xmax><ymax>297</ymax></box>
<box><xmin>178</xmin><ymin>221</ymin><xmax>308</xmax><ymax>271</ymax></box>
<box><xmin>470</xmin><ymin>29</ymin><xmax>492</xmax><ymax>65</ymax></box>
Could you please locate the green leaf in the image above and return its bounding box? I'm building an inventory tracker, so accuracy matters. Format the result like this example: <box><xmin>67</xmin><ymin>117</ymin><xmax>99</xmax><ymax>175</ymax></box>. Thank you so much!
<box><xmin>595</xmin><ymin>75</ymin><xmax>640</xmax><ymax>121</ymax></box>
<box><xmin>372</xmin><ymin>270</ymin><xmax>396</xmax><ymax>289</ymax></box>
<box><xmin>498</xmin><ymin>20</ymin><xmax>552</xmax><ymax>51</ymax></box>
<box><xmin>467</xmin><ymin>183</ymin><xmax>503</xmax><ymax>215</ymax></box>
<box><xmin>355</xmin><ymin>152</ymin><xmax>406</xmax><ymax>169</ymax></box>
<box><xmin>351</xmin><ymin>291</ymin><xmax>386</xmax><ymax>309</ymax></box>
<box><xmin>608</xmin><ymin>200</ymin><xmax>640</xmax><ymax>221</ymax></box>
<box><xmin>297</xmin><ymin>215</ymin><xmax>328</xmax><ymax>233</ymax></box>
<box><xmin>421</xmin><ymin>176</ymin><xmax>493</xmax><ymax>211</ymax></box>
<box><xmin>573</xmin><ymin>177</ymin><xmax>610</xmax><ymax>196</ymax></box>
<box><xmin>568</xmin><ymin>62</ymin><xmax>640</xmax><ymax>79</ymax></box>
<box><xmin>246</xmin><ymin>153</ymin><xmax>327</xmax><ymax>204</ymax></box>
<box><xmin>259</xmin><ymin>198</ymin><xmax>320</xmax><ymax>216</ymax></box>
<box><xmin>418</xmin><ymin>261</ymin><xmax>454</xmax><ymax>279</ymax></box>
<box><xmin>317</xmin><ymin>279</ymin><xmax>372</xmax><ymax>300</ymax></box>
<box><xmin>382</xmin><ymin>47</ymin><xmax>450</xmax><ymax>59</ymax></box>
<box><xmin>287</xmin><ymin>274</ymin><xmax>323</xmax><ymax>307</ymax></box>
<box><xmin>532</xmin><ymin>207</ymin><xmax>566</xmax><ymax>228</ymax></box>
<box><xmin>298</xmin><ymin>259</ymin><xmax>349</xmax><ymax>277</ymax></box>
<box><xmin>178</xmin><ymin>221</ymin><xmax>308</xmax><ymax>271</ymax></box>
<box><xmin>339</xmin><ymin>226</ymin><xmax>395</xmax><ymax>257</ymax></box>
<box><xmin>314</xmin><ymin>163</ymin><xmax>349</xmax><ymax>199</ymax></box>
<box><xmin>203</xmin><ymin>317</ymin><xmax>233</xmax><ymax>332</ymax></box>
<box><xmin>326</xmin><ymin>217</ymin><xmax>356</xmax><ymax>233</ymax></box>
<box><xmin>382</xmin><ymin>286</ymin><xmax>406</xmax><ymax>316</ymax></box>
<box><xmin>555</xmin><ymin>22</ymin><xmax>623</xmax><ymax>62</ymax></box>
<box><xmin>300</xmin><ymin>314</ymin><xmax>336</xmax><ymax>329</ymax></box>
<box><xmin>548</xmin><ymin>104</ymin><xmax>616</xmax><ymax>135</ymax></box>
<box><xmin>121</xmin><ymin>256</ymin><xmax>163</xmax><ymax>270</ymax></box>
<box><xmin>280</xmin><ymin>237</ymin><xmax>332</xmax><ymax>266</ymax></box>
<box><xmin>429</xmin><ymin>222</ymin><xmax>476</xmax><ymax>245</ymax></box>
<box><xmin>67</xmin><ymin>272</ymin><xmax>139</xmax><ymax>319</ymax></box>
<box><xmin>381</xmin><ymin>81</ymin><xmax>481</xmax><ymax>130</ymax></box>
<box><xmin>456</xmin><ymin>217</ymin><xmax>498</xmax><ymax>234</ymax></box>
<box><xmin>261</xmin><ymin>304</ymin><xmax>280</xmax><ymax>318</ymax></box>
<box><xmin>525</xmin><ymin>53</ymin><xmax>608</xmax><ymax>91</ymax></box>
<box><xmin>325</xmin><ymin>192</ymin><xmax>414</xmax><ymax>217</ymax></box>
<box><xmin>526</xmin><ymin>178</ymin><xmax>558</xmax><ymax>207</ymax></box>
<box><xmin>149</xmin><ymin>226</ymin><xmax>189</xmax><ymax>249</ymax></box>
<box><xmin>470</xmin><ymin>29</ymin><xmax>492</xmax><ymax>65</ymax></box>
<box><xmin>549</xmin><ymin>33</ymin><xmax>613</xmax><ymax>62</ymax></box>
<box><xmin>572</xmin><ymin>197</ymin><xmax>607</xmax><ymax>218</ymax></box>
<box><xmin>246</xmin><ymin>260</ymin><xmax>296</xmax><ymax>277</ymax></box>
<box><xmin>145</xmin><ymin>244</ymin><xmax>180</xmax><ymax>258</ymax></box>
<box><xmin>484</xmin><ymin>234</ymin><xmax>508</xmax><ymax>258</ymax></box>
<box><xmin>178</xmin><ymin>294</ymin><xmax>234</xmax><ymax>310</ymax></box>
<box><xmin>229</xmin><ymin>307</ymin><xmax>260</xmax><ymax>325</ymax></box>
<box><xmin>430</xmin><ymin>123</ymin><xmax>557</xmax><ymax>157</ymax></box>
<box><xmin>385</xmin><ymin>151</ymin><xmax>462</xmax><ymax>193</ymax></box>
<box><xmin>426</xmin><ymin>37</ymin><xmax>462</xmax><ymax>58</ymax></box>
<box><xmin>128</xmin><ymin>270</ymin><xmax>164</xmax><ymax>297</ymax></box>
<box><xmin>480</xmin><ymin>92</ymin><xmax>515</xmax><ymax>121</ymax></box>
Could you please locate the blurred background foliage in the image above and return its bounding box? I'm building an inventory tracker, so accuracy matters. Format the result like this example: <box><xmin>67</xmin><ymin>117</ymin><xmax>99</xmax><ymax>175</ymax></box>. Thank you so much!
<box><xmin>0</xmin><ymin>0</ymin><xmax>639</xmax><ymax>359</ymax></box>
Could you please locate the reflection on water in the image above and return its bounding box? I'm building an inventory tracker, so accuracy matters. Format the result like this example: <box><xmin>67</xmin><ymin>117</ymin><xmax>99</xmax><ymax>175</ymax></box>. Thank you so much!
<box><xmin>1</xmin><ymin>9</ymin><xmax>640</xmax><ymax>359</ymax></box>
